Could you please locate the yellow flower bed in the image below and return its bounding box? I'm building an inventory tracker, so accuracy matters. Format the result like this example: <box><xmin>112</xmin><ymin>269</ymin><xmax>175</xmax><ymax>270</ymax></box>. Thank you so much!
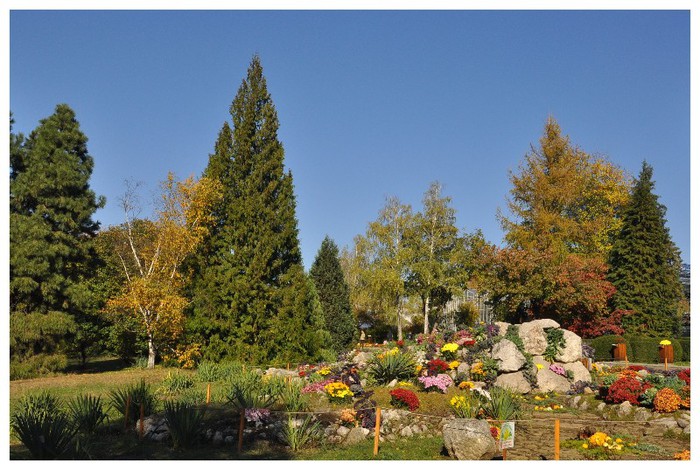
<box><xmin>324</xmin><ymin>382</ymin><xmax>354</xmax><ymax>400</ymax></box>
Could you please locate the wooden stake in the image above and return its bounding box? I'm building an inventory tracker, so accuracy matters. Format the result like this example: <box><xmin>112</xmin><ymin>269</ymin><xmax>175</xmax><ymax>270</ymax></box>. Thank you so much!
<box><xmin>554</xmin><ymin>419</ymin><xmax>560</xmax><ymax>460</ymax></box>
<box><xmin>287</xmin><ymin>362</ymin><xmax>290</xmax><ymax>370</ymax></box>
<box><xmin>206</xmin><ymin>383</ymin><xmax>211</xmax><ymax>405</ymax></box>
<box><xmin>124</xmin><ymin>395</ymin><xmax>131</xmax><ymax>430</ymax></box>
<box><xmin>502</xmin><ymin>448</ymin><xmax>507</xmax><ymax>460</ymax></box>
<box><xmin>237</xmin><ymin>410</ymin><xmax>245</xmax><ymax>453</ymax></box>
<box><xmin>373</xmin><ymin>407</ymin><xmax>381</xmax><ymax>457</ymax></box>
<box><xmin>139</xmin><ymin>403</ymin><xmax>145</xmax><ymax>438</ymax></box>
<box><xmin>665</xmin><ymin>357</ymin><xmax>668</xmax><ymax>371</ymax></box>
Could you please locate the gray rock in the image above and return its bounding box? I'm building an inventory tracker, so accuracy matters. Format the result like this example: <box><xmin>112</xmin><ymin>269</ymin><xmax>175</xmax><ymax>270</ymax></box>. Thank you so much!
<box><xmin>361</xmin><ymin>427</ymin><xmax>370</xmax><ymax>437</ymax></box>
<box><xmin>491</xmin><ymin>339</ymin><xmax>526</xmax><ymax>372</ymax></box>
<box><xmin>634</xmin><ymin>408</ymin><xmax>652</xmax><ymax>422</ymax></box>
<box><xmin>683</xmin><ymin>424</ymin><xmax>690</xmax><ymax>435</ymax></box>
<box><xmin>570</xmin><ymin>396</ymin><xmax>582</xmax><ymax>408</ymax></box>
<box><xmin>529</xmin><ymin>319</ymin><xmax>561</xmax><ymax>329</ymax></box>
<box><xmin>579</xmin><ymin>400</ymin><xmax>589</xmax><ymax>411</ymax></box>
<box><xmin>676</xmin><ymin>417</ymin><xmax>690</xmax><ymax>428</ymax></box>
<box><xmin>649</xmin><ymin>417</ymin><xmax>681</xmax><ymax>431</ymax></box>
<box><xmin>353</xmin><ymin>351</ymin><xmax>373</xmax><ymax>367</ymax></box>
<box><xmin>388</xmin><ymin>379</ymin><xmax>398</xmax><ymax>388</ymax></box>
<box><xmin>400</xmin><ymin>426</ymin><xmax>414</xmax><ymax>438</ymax></box>
<box><xmin>337</xmin><ymin>425</ymin><xmax>351</xmax><ymax>438</ymax></box>
<box><xmin>213</xmin><ymin>431</ymin><xmax>223</xmax><ymax>444</ymax></box>
<box><xmin>494</xmin><ymin>321</ymin><xmax>511</xmax><ymax>336</ymax></box>
<box><xmin>443</xmin><ymin>419</ymin><xmax>498</xmax><ymax>460</ymax></box>
<box><xmin>494</xmin><ymin>371</ymin><xmax>532</xmax><ymax>393</ymax></box>
<box><xmin>518</xmin><ymin>322</ymin><xmax>549</xmax><ymax>355</ymax></box>
<box><xmin>343</xmin><ymin>426</ymin><xmax>368</xmax><ymax>446</ymax></box>
<box><xmin>224</xmin><ymin>435</ymin><xmax>235</xmax><ymax>444</ymax></box>
<box><xmin>265</xmin><ymin>367</ymin><xmax>297</xmax><ymax>378</ymax></box>
<box><xmin>618</xmin><ymin>401</ymin><xmax>634</xmax><ymax>417</ymax></box>
<box><xmin>152</xmin><ymin>432</ymin><xmax>169</xmax><ymax>442</ymax></box>
<box><xmin>555</xmin><ymin>330</ymin><xmax>583</xmax><ymax>363</ymax></box>
<box><xmin>596</xmin><ymin>402</ymin><xmax>606</xmax><ymax>412</ymax></box>
<box><xmin>583</xmin><ymin>387</ymin><xmax>594</xmax><ymax>394</ymax></box>
<box><xmin>536</xmin><ymin>366</ymin><xmax>571</xmax><ymax>393</ymax></box>
<box><xmin>457</xmin><ymin>362</ymin><xmax>471</xmax><ymax>376</ymax></box>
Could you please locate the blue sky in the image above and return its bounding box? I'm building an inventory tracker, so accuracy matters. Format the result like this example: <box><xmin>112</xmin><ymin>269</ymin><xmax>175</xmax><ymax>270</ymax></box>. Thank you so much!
<box><xmin>9</xmin><ymin>9</ymin><xmax>691</xmax><ymax>267</ymax></box>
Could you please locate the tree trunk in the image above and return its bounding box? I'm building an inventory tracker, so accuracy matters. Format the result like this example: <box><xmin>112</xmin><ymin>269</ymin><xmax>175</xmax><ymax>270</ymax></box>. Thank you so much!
<box><xmin>396</xmin><ymin>297</ymin><xmax>403</xmax><ymax>341</ymax></box>
<box><xmin>423</xmin><ymin>295</ymin><xmax>431</xmax><ymax>335</ymax></box>
<box><xmin>147</xmin><ymin>336</ymin><xmax>156</xmax><ymax>369</ymax></box>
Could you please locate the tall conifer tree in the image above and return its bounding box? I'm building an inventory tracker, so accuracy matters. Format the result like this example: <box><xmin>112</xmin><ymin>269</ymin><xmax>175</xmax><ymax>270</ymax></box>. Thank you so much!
<box><xmin>607</xmin><ymin>161</ymin><xmax>683</xmax><ymax>336</ymax></box>
<box><xmin>189</xmin><ymin>56</ymin><xmax>328</xmax><ymax>362</ymax></box>
<box><xmin>310</xmin><ymin>236</ymin><xmax>356</xmax><ymax>353</ymax></box>
<box><xmin>10</xmin><ymin>104</ymin><xmax>105</xmax><ymax>371</ymax></box>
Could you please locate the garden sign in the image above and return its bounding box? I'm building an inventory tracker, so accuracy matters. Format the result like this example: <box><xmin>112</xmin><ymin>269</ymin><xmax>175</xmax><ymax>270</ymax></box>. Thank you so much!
<box><xmin>500</xmin><ymin>422</ymin><xmax>515</xmax><ymax>449</ymax></box>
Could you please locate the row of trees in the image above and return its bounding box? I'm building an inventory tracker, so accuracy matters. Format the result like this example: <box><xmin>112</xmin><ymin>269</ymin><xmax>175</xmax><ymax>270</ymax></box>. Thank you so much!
<box><xmin>341</xmin><ymin>118</ymin><xmax>685</xmax><ymax>340</ymax></box>
<box><xmin>9</xmin><ymin>56</ymin><xmax>685</xmax><ymax>377</ymax></box>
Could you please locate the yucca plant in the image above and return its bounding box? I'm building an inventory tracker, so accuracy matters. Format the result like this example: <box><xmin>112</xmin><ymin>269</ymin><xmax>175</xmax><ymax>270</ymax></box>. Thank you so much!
<box><xmin>163</xmin><ymin>400</ymin><xmax>206</xmax><ymax>449</ymax></box>
<box><xmin>11</xmin><ymin>393</ymin><xmax>76</xmax><ymax>459</ymax></box>
<box><xmin>68</xmin><ymin>394</ymin><xmax>109</xmax><ymax>435</ymax></box>
<box><xmin>481</xmin><ymin>387</ymin><xmax>522</xmax><ymax>421</ymax></box>
<box><xmin>367</xmin><ymin>350</ymin><xmax>416</xmax><ymax>385</ymax></box>
<box><xmin>109</xmin><ymin>378</ymin><xmax>157</xmax><ymax>424</ymax></box>
<box><xmin>226</xmin><ymin>369</ymin><xmax>279</xmax><ymax>411</ymax></box>
<box><xmin>279</xmin><ymin>415</ymin><xmax>322</xmax><ymax>451</ymax></box>
<box><xmin>278</xmin><ymin>380</ymin><xmax>310</xmax><ymax>412</ymax></box>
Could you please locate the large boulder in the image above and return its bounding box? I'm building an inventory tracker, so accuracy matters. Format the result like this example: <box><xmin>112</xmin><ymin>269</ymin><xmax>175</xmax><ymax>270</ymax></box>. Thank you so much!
<box><xmin>491</xmin><ymin>339</ymin><xmax>526</xmax><ymax>372</ymax></box>
<box><xmin>494</xmin><ymin>371</ymin><xmax>532</xmax><ymax>394</ymax></box>
<box><xmin>443</xmin><ymin>419</ymin><xmax>498</xmax><ymax>460</ymax></box>
<box><xmin>352</xmin><ymin>351</ymin><xmax>373</xmax><ymax>368</ymax></box>
<box><xmin>342</xmin><ymin>426</ymin><xmax>368</xmax><ymax>446</ymax></box>
<box><xmin>518</xmin><ymin>322</ymin><xmax>548</xmax><ymax>355</ymax></box>
<box><xmin>535</xmin><ymin>364</ymin><xmax>572</xmax><ymax>393</ymax></box>
<box><xmin>562</xmin><ymin>361</ymin><xmax>592</xmax><ymax>383</ymax></box>
<box><xmin>494</xmin><ymin>321</ymin><xmax>511</xmax><ymax>336</ymax></box>
<box><xmin>555</xmin><ymin>329</ymin><xmax>583</xmax><ymax>363</ymax></box>
<box><xmin>265</xmin><ymin>367</ymin><xmax>297</xmax><ymax>378</ymax></box>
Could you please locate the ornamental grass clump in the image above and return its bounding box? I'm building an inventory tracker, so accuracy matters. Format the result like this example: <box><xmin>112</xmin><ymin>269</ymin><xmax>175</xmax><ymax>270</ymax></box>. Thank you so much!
<box><xmin>280</xmin><ymin>415</ymin><xmax>323</xmax><ymax>451</ymax></box>
<box><xmin>109</xmin><ymin>379</ymin><xmax>157</xmax><ymax>424</ymax></box>
<box><xmin>163</xmin><ymin>400</ymin><xmax>206</xmax><ymax>449</ymax></box>
<box><xmin>11</xmin><ymin>392</ymin><xmax>77</xmax><ymax>459</ymax></box>
<box><xmin>279</xmin><ymin>380</ymin><xmax>310</xmax><ymax>412</ymax></box>
<box><xmin>68</xmin><ymin>394</ymin><xmax>108</xmax><ymax>435</ymax></box>
<box><xmin>481</xmin><ymin>387</ymin><xmax>522</xmax><ymax>421</ymax></box>
<box><xmin>226</xmin><ymin>369</ymin><xmax>278</xmax><ymax>410</ymax></box>
<box><xmin>389</xmin><ymin>388</ymin><xmax>420</xmax><ymax>411</ymax></box>
<box><xmin>653</xmin><ymin>387</ymin><xmax>681</xmax><ymax>413</ymax></box>
<box><xmin>367</xmin><ymin>349</ymin><xmax>416</xmax><ymax>385</ymax></box>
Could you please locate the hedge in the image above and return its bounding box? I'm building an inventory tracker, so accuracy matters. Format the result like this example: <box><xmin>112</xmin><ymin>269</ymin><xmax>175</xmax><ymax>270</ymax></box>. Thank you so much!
<box><xmin>584</xmin><ymin>335</ymin><xmax>687</xmax><ymax>363</ymax></box>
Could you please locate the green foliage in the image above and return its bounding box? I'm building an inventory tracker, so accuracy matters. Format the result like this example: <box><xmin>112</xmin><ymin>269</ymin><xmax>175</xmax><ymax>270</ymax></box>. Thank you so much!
<box><xmin>678</xmin><ymin>337</ymin><xmax>691</xmax><ymax>361</ymax></box>
<box><xmin>225</xmin><ymin>369</ymin><xmax>278</xmax><ymax>410</ymax></box>
<box><xmin>449</xmin><ymin>393</ymin><xmax>485</xmax><ymax>418</ymax></box>
<box><xmin>543</xmin><ymin>327</ymin><xmax>566</xmax><ymax>362</ymax></box>
<box><xmin>108</xmin><ymin>379</ymin><xmax>157</xmax><ymax>424</ymax></box>
<box><xmin>11</xmin><ymin>392</ymin><xmax>77</xmax><ymax>459</ymax></box>
<box><xmin>280</xmin><ymin>415</ymin><xmax>323</xmax><ymax>451</ymax></box>
<box><xmin>10</xmin><ymin>104</ymin><xmax>105</xmax><ymax>371</ymax></box>
<box><xmin>160</xmin><ymin>371</ymin><xmax>195</xmax><ymax>394</ymax></box>
<box><xmin>278</xmin><ymin>380</ymin><xmax>310</xmax><ymax>412</ymax></box>
<box><xmin>481</xmin><ymin>386</ymin><xmax>523</xmax><ymax>421</ymax></box>
<box><xmin>608</xmin><ymin>161</ymin><xmax>684</xmax><ymax>337</ymax></box>
<box><xmin>188</xmin><ymin>56</ymin><xmax>329</xmax><ymax>363</ymax></box>
<box><xmin>623</xmin><ymin>336</ymin><xmax>682</xmax><ymax>363</ymax></box>
<box><xmin>367</xmin><ymin>351</ymin><xmax>417</xmax><ymax>385</ymax></box>
<box><xmin>310</xmin><ymin>236</ymin><xmax>357</xmax><ymax>353</ymax></box>
<box><xmin>163</xmin><ymin>400</ymin><xmax>206</xmax><ymax>449</ymax></box>
<box><xmin>68</xmin><ymin>394</ymin><xmax>108</xmax><ymax>435</ymax></box>
<box><xmin>10</xmin><ymin>352</ymin><xmax>69</xmax><ymax>380</ymax></box>
<box><xmin>585</xmin><ymin>335</ymin><xmax>626</xmax><ymax>361</ymax></box>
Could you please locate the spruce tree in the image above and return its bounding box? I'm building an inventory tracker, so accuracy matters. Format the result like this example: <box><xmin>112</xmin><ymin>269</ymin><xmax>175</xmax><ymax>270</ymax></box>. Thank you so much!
<box><xmin>10</xmin><ymin>104</ymin><xmax>106</xmax><ymax>372</ymax></box>
<box><xmin>189</xmin><ymin>56</ymin><xmax>328</xmax><ymax>362</ymax></box>
<box><xmin>607</xmin><ymin>161</ymin><xmax>683</xmax><ymax>336</ymax></box>
<box><xmin>310</xmin><ymin>236</ymin><xmax>357</xmax><ymax>353</ymax></box>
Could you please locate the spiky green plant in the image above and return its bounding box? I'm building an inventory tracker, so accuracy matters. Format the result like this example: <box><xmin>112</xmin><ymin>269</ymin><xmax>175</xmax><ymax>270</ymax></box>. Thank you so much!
<box><xmin>163</xmin><ymin>401</ymin><xmax>206</xmax><ymax>449</ymax></box>
<box><xmin>160</xmin><ymin>371</ymin><xmax>195</xmax><ymax>394</ymax></box>
<box><xmin>481</xmin><ymin>387</ymin><xmax>523</xmax><ymax>421</ymax></box>
<box><xmin>280</xmin><ymin>415</ymin><xmax>323</xmax><ymax>451</ymax></box>
<box><xmin>109</xmin><ymin>378</ymin><xmax>157</xmax><ymax>424</ymax></box>
<box><xmin>367</xmin><ymin>351</ymin><xmax>416</xmax><ymax>385</ymax></box>
<box><xmin>68</xmin><ymin>394</ymin><xmax>108</xmax><ymax>435</ymax></box>
<box><xmin>278</xmin><ymin>380</ymin><xmax>310</xmax><ymax>412</ymax></box>
<box><xmin>226</xmin><ymin>369</ymin><xmax>278</xmax><ymax>410</ymax></box>
<box><xmin>11</xmin><ymin>393</ymin><xmax>76</xmax><ymax>459</ymax></box>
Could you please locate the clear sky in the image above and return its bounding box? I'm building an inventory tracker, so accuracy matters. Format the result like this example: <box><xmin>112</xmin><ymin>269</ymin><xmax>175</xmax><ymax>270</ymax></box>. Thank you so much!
<box><xmin>9</xmin><ymin>9</ymin><xmax>691</xmax><ymax>268</ymax></box>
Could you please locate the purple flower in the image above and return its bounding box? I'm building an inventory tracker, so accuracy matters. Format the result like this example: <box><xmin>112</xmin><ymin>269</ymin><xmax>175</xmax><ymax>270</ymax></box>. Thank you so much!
<box><xmin>418</xmin><ymin>374</ymin><xmax>453</xmax><ymax>393</ymax></box>
<box><xmin>549</xmin><ymin>364</ymin><xmax>566</xmax><ymax>377</ymax></box>
<box><xmin>245</xmin><ymin>408</ymin><xmax>270</xmax><ymax>423</ymax></box>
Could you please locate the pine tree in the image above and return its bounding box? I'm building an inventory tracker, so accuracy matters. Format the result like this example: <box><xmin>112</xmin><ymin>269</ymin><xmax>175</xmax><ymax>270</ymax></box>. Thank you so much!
<box><xmin>10</xmin><ymin>104</ymin><xmax>105</xmax><ymax>372</ymax></box>
<box><xmin>310</xmin><ymin>236</ymin><xmax>357</xmax><ymax>353</ymax></box>
<box><xmin>607</xmin><ymin>161</ymin><xmax>683</xmax><ymax>336</ymax></box>
<box><xmin>189</xmin><ymin>56</ymin><xmax>328</xmax><ymax>362</ymax></box>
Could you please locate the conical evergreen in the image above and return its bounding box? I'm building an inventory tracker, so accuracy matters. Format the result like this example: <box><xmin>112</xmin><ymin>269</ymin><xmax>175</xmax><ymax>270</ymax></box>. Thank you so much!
<box><xmin>310</xmin><ymin>236</ymin><xmax>357</xmax><ymax>353</ymax></box>
<box><xmin>188</xmin><ymin>56</ymin><xmax>328</xmax><ymax>363</ymax></box>
<box><xmin>10</xmin><ymin>104</ymin><xmax>105</xmax><ymax>370</ymax></box>
<box><xmin>607</xmin><ymin>161</ymin><xmax>683</xmax><ymax>336</ymax></box>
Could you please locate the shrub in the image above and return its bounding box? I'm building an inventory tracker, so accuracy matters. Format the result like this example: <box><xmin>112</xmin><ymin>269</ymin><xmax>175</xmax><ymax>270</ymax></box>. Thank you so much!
<box><xmin>678</xmin><ymin>338</ymin><xmax>691</xmax><ymax>362</ymax></box>
<box><xmin>426</xmin><ymin>359</ymin><xmax>450</xmax><ymax>376</ymax></box>
<box><xmin>481</xmin><ymin>387</ymin><xmax>522</xmax><ymax>421</ymax></box>
<box><xmin>653</xmin><ymin>388</ymin><xmax>682</xmax><ymax>413</ymax></box>
<box><xmin>109</xmin><ymin>379</ymin><xmax>157</xmax><ymax>424</ymax></box>
<box><xmin>367</xmin><ymin>350</ymin><xmax>416</xmax><ymax>384</ymax></box>
<box><xmin>68</xmin><ymin>394</ymin><xmax>108</xmax><ymax>435</ymax></box>
<box><xmin>280</xmin><ymin>416</ymin><xmax>322</xmax><ymax>451</ymax></box>
<box><xmin>449</xmin><ymin>393</ymin><xmax>484</xmax><ymax>418</ymax></box>
<box><xmin>389</xmin><ymin>388</ymin><xmax>420</xmax><ymax>411</ymax></box>
<box><xmin>623</xmin><ymin>336</ymin><xmax>683</xmax><ymax>363</ymax></box>
<box><xmin>163</xmin><ymin>401</ymin><xmax>205</xmax><ymax>449</ymax></box>
<box><xmin>11</xmin><ymin>393</ymin><xmax>76</xmax><ymax>459</ymax></box>
<box><xmin>605</xmin><ymin>377</ymin><xmax>646</xmax><ymax>405</ymax></box>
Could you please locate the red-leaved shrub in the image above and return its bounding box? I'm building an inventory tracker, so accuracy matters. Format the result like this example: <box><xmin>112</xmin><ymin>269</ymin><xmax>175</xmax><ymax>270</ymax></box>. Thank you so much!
<box><xmin>389</xmin><ymin>388</ymin><xmax>420</xmax><ymax>411</ymax></box>
<box><xmin>605</xmin><ymin>377</ymin><xmax>647</xmax><ymax>405</ymax></box>
<box><xmin>678</xmin><ymin>368</ymin><xmax>690</xmax><ymax>386</ymax></box>
<box><xmin>427</xmin><ymin>359</ymin><xmax>450</xmax><ymax>376</ymax></box>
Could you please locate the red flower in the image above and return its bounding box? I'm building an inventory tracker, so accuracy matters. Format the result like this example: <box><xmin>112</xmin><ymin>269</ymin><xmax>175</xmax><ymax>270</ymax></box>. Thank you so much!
<box><xmin>298</xmin><ymin>371</ymin><xmax>306</xmax><ymax>378</ymax></box>
<box><xmin>490</xmin><ymin>426</ymin><xmax>500</xmax><ymax>439</ymax></box>
<box><xmin>678</xmin><ymin>369</ymin><xmax>690</xmax><ymax>386</ymax></box>
<box><xmin>605</xmin><ymin>377</ymin><xmax>646</xmax><ymax>405</ymax></box>
<box><xmin>397</xmin><ymin>340</ymin><xmax>405</xmax><ymax>348</ymax></box>
<box><xmin>427</xmin><ymin>359</ymin><xmax>450</xmax><ymax>376</ymax></box>
<box><xmin>390</xmin><ymin>388</ymin><xmax>420</xmax><ymax>411</ymax></box>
